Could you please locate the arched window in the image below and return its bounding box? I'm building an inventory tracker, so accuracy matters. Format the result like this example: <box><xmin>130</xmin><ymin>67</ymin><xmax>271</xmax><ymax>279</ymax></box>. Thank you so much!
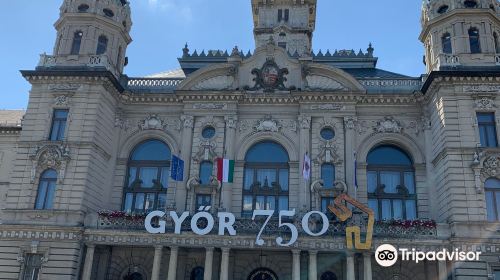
<box><xmin>367</xmin><ymin>145</ymin><xmax>416</xmax><ymax>221</ymax></box>
<box><xmin>123</xmin><ymin>140</ymin><xmax>171</xmax><ymax>213</ymax></box>
<box><xmin>469</xmin><ymin>27</ymin><xmax>481</xmax><ymax>54</ymax></box>
<box><xmin>199</xmin><ymin>161</ymin><xmax>213</xmax><ymax>185</ymax></box>
<box><xmin>243</xmin><ymin>141</ymin><xmax>289</xmax><ymax>216</ymax></box>
<box><xmin>437</xmin><ymin>5</ymin><xmax>449</xmax><ymax>14</ymax></box>
<box><xmin>494</xmin><ymin>32</ymin><xmax>500</xmax><ymax>53</ymax></box>
<box><xmin>321</xmin><ymin>271</ymin><xmax>338</xmax><ymax>280</ymax></box>
<box><xmin>321</xmin><ymin>163</ymin><xmax>335</xmax><ymax>189</ymax></box>
<box><xmin>442</xmin><ymin>33</ymin><xmax>452</xmax><ymax>54</ymax></box>
<box><xmin>485</xmin><ymin>178</ymin><xmax>500</xmax><ymax>221</ymax></box>
<box><xmin>96</xmin><ymin>35</ymin><xmax>108</xmax><ymax>55</ymax></box>
<box><xmin>190</xmin><ymin>267</ymin><xmax>204</xmax><ymax>280</ymax></box>
<box><xmin>464</xmin><ymin>0</ymin><xmax>477</xmax><ymax>8</ymax></box>
<box><xmin>35</xmin><ymin>169</ymin><xmax>58</xmax><ymax>210</ymax></box>
<box><xmin>70</xmin><ymin>31</ymin><xmax>83</xmax><ymax>55</ymax></box>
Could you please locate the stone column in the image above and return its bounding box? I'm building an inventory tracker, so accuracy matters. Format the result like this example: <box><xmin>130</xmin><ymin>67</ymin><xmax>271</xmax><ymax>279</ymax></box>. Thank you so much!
<box><xmin>363</xmin><ymin>253</ymin><xmax>372</xmax><ymax>280</ymax></box>
<box><xmin>220</xmin><ymin>248</ymin><xmax>230</xmax><ymax>280</ymax></box>
<box><xmin>346</xmin><ymin>252</ymin><xmax>355</xmax><ymax>280</ymax></box>
<box><xmin>167</xmin><ymin>246</ymin><xmax>179</xmax><ymax>280</ymax></box>
<box><xmin>344</xmin><ymin>117</ymin><xmax>357</xmax><ymax>199</ymax></box>
<box><xmin>308</xmin><ymin>250</ymin><xmax>318</xmax><ymax>280</ymax></box>
<box><xmin>151</xmin><ymin>246</ymin><xmax>163</xmax><ymax>280</ymax></box>
<box><xmin>176</xmin><ymin>115</ymin><xmax>194</xmax><ymax>211</ymax></box>
<box><xmin>298</xmin><ymin>115</ymin><xmax>311</xmax><ymax>210</ymax></box>
<box><xmin>204</xmin><ymin>247</ymin><xmax>214</xmax><ymax>280</ymax></box>
<box><xmin>81</xmin><ymin>244</ymin><xmax>95</xmax><ymax>280</ymax></box>
<box><xmin>292</xmin><ymin>250</ymin><xmax>301</xmax><ymax>280</ymax></box>
<box><xmin>222</xmin><ymin>116</ymin><xmax>237</xmax><ymax>211</ymax></box>
<box><xmin>438</xmin><ymin>261</ymin><xmax>448</xmax><ymax>280</ymax></box>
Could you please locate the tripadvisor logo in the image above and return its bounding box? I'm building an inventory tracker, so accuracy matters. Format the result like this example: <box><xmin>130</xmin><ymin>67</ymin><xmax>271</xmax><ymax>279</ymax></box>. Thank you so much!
<box><xmin>375</xmin><ymin>244</ymin><xmax>482</xmax><ymax>267</ymax></box>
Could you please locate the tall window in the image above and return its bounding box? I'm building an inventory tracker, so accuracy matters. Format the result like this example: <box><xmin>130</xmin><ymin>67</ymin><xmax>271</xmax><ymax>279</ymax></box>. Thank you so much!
<box><xmin>35</xmin><ymin>169</ymin><xmax>57</xmax><ymax>210</ymax></box>
<box><xmin>284</xmin><ymin>9</ymin><xmax>289</xmax><ymax>21</ymax></box>
<box><xmin>117</xmin><ymin>46</ymin><xmax>122</xmax><ymax>67</ymax></box>
<box><xmin>196</xmin><ymin>194</ymin><xmax>211</xmax><ymax>210</ymax></box>
<box><xmin>49</xmin><ymin>109</ymin><xmax>69</xmax><ymax>141</ymax></box>
<box><xmin>367</xmin><ymin>145</ymin><xmax>417</xmax><ymax>221</ymax></box>
<box><xmin>494</xmin><ymin>32</ymin><xmax>500</xmax><ymax>53</ymax></box>
<box><xmin>477</xmin><ymin>113</ymin><xmax>498</xmax><ymax>147</ymax></box>
<box><xmin>485</xmin><ymin>178</ymin><xmax>500</xmax><ymax>221</ymax></box>
<box><xmin>278</xmin><ymin>9</ymin><xmax>283</xmax><ymax>22</ymax></box>
<box><xmin>321</xmin><ymin>163</ymin><xmax>335</xmax><ymax>189</ymax></box>
<box><xmin>495</xmin><ymin>270</ymin><xmax>500</xmax><ymax>280</ymax></box>
<box><xmin>321</xmin><ymin>271</ymin><xmax>338</xmax><ymax>280</ymax></box>
<box><xmin>243</xmin><ymin>141</ymin><xmax>289</xmax><ymax>216</ymax></box>
<box><xmin>199</xmin><ymin>161</ymin><xmax>213</xmax><ymax>185</ymax></box>
<box><xmin>469</xmin><ymin>28</ymin><xmax>481</xmax><ymax>54</ymax></box>
<box><xmin>190</xmin><ymin>267</ymin><xmax>204</xmax><ymax>280</ymax></box>
<box><xmin>96</xmin><ymin>35</ymin><xmax>108</xmax><ymax>55</ymax></box>
<box><xmin>123</xmin><ymin>140</ymin><xmax>171</xmax><ymax>213</ymax></box>
<box><xmin>22</xmin><ymin>254</ymin><xmax>43</xmax><ymax>280</ymax></box>
<box><xmin>442</xmin><ymin>33</ymin><xmax>452</xmax><ymax>54</ymax></box>
<box><xmin>70</xmin><ymin>31</ymin><xmax>83</xmax><ymax>55</ymax></box>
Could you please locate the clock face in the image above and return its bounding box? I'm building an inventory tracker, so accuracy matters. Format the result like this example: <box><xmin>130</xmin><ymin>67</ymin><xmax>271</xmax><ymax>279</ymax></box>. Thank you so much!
<box><xmin>262</xmin><ymin>64</ymin><xmax>280</xmax><ymax>88</ymax></box>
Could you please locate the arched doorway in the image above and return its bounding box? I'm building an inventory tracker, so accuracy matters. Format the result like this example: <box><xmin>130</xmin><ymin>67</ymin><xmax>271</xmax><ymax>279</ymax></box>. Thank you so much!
<box><xmin>247</xmin><ymin>268</ymin><xmax>278</xmax><ymax>280</ymax></box>
<box><xmin>123</xmin><ymin>272</ymin><xmax>144</xmax><ymax>280</ymax></box>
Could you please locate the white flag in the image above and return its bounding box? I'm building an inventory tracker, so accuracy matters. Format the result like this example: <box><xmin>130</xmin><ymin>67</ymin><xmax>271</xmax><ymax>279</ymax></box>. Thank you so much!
<box><xmin>302</xmin><ymin>153</ymin><xmax>311</xmax><ymax>181</ymax></box>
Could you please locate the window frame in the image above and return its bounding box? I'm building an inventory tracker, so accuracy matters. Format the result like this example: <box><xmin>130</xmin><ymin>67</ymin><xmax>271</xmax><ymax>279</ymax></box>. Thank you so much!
<box><xmin>22</xmin><ymin>254</ymin><xmax>44</xmax><ymax>280</ymax></box>
<box><xmin>494</xmin><ymin>32</ymin><xmax>500</xmax><ymax>54</ymax></box>
<box><xmin>199</xmin><ymin>161</ymin><xmax>214</xmax><ymax>185</ymax></box>
<box><xmin>468</xmin><ymin>27</ymin><xmax>482</xmax><ymax>54</ymax></box>
<box><xmin>477</xmin><ymin>112</ymin><xmax>498</xmax><ymax>148</ymax></box>
<box><xmin>485</xmin><ymin>178</ymin><xmax>500</xmax><ymax>222</ymax></box>
<box><xmin>49</xmin><ymin>109</ymin><xmax>69</xmax><ymax>141</ymax></box>
<box><xmin>35</xmin><ymin>169</ymin><xmax>57</xmax><ymax>210</ymax></box>
<box><xmin>70</xmin><ymin>31</ymin><xmax>83</xmax><ymax>55</ymax></box>
<box><xmin>96</xmin><ymin>35</ymin><xmax>108</xmax><ymax>55</ymax></box>
<box><xmin>123</xmin><ymin>140</ymin><xmax>171</xmax><ymax>214</ymax></box>
<box><xmin>441</xmin><ymin>33</ymin><xmax>452</xmax><ymax>54</ymax></box>
<box><xmin>321</xmin><ymin>163</ymin><xmax>336</xmax><ymax>189</ymax></box>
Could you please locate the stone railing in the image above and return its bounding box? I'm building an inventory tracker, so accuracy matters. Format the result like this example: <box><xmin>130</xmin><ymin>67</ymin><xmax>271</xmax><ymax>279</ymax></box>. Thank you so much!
<box><xmin>360</xmin><ymin>78</ymin><xmax>423</xmax><ymax>93</ymax></box>
<box><xmin>97</xmin><ymin>214</ymin><xmax>437</xmax><ymax>238</ymax></box>
<box><xmin>37</xmin><ymin>53</ymin><xmax>119</xmax><ymax>78</ymax></box>
<box><xmin>126</xmin><ymin>78</ymin><xmax>184</xmax><ymax>92</ymax></box>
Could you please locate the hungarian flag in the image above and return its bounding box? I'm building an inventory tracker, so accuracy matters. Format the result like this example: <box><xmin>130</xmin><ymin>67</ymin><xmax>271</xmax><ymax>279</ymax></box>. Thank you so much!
<box><xmin>217</xmin><ymin>158</ymin><xmax>234</xmax><ymax>183</ymax></box>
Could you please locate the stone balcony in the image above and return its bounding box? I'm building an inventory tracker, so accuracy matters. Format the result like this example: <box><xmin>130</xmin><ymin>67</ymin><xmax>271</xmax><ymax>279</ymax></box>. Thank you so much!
<box><xmin>431</xmin><ymin>53</ymin><xmax>500</xmax><ymax>71</ymax></box>
<box><xmin>37</xmin><ymin>53</ymin><xmax>120</xmax><ymax>78</ymax></box>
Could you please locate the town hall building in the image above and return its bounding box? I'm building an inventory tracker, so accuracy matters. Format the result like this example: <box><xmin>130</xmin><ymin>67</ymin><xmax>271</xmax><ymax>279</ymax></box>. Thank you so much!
<box><xmin>1</xmin><ymin>0</ymin><xmax>500</xmax><ymax>279</ymax></box>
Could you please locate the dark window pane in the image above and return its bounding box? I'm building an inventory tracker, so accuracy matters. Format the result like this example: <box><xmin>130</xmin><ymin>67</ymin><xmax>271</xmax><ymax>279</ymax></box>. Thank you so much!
<box><xmin>380</xmin><ymin>171</ymin><xmax>400</xmax><ymax>193</ymax></box>
<box><xmin>495</xmin><ymin>270</ymin><xmax>500</xmax><ymax>280</ymax></box>
<box><xmin>367</xmin><ymin>171</ymin><xmax>377</xmax><ymax>193</ymax></box>
<box><xmin>368</xmin><ymin>199</ymin><xmax>379</xmax><ymax>220</ymax></box>
<box><xmin>196</xmin><ymin>195</ymin><xmax>211</xmax><ymax>210</ymax></box>
<box><xmin>257</xmin><ymin>169</ymin><xmax>276</xmax><ymax>188</ymax></box>
<box><xmin>160</xmin><ymin>167</ymin><xmax>169</xmax><ymax>189</ymax></box>
<box><xmin>278</xmin><ymin>196</ymin><xmax>288</xmax><ymax>211</ymax></box>
<box><xmin>279</xmin><ymin>169</ymin><xmax>289</xmax><ymax>191</ymax></box>
<box><xmin>243</xmin><ymin>196</ymin><xmax>253</xmax><ymax>212</ymax></box>
<box><xmin>489</xmin><ymin>191</ymin><xmax>499</xmax><ymax>221</ymax></box>
<box><xmin>244</xmin><ymin>168</ymin><xmax>254</xmax><ymax>190</ymax></box>
<box><xmin>442</xmin><ymin>33</ymin><xmax>452</xmax><ymax>54</ymax></box>
<box><xmin>320</xmin><ymin>128</ymin><xmax>335</xmax><ymax>140</ymax></box>
<box><xmin>321</xmin><ymin>197</ymin><xmax>335</xmax><ymax>213</ymax></box>
<box><xmin>199</xmin><ymin>162</ymin><xmax>213</xmax><ymax>185</ymax></box>
<box><xmin>131</xmin><ymin>140</ymin><xmax>171</xmax><ymax>161</ymax></box>
<box><xmin>49</xmin><ymin>109</ymin><xmax>69</xmax><ymax>141</ymax></box>
<box><xmin>157</xmin><ymin>194</ymin><xmax>167</xmax><ymax>210</ymax></box>
<box><xmin>23</xmin><ymin>254</ymin><xmax>43</xmax><ymax>280</ymax></box>
<box><xmin>393</xmin><ymin>200</ymin><xmax>403</xmax><ymax>220</ymax></box>
<box><xmin>367</xmin><ymin>145</ymin><xmax>412</xmax><ymax>166</ymax></box>
<box><xmin>477</xmin><ymin>113</ymin><xmax>498</xmax><ymax>147</ymax></box>
<box><xmin>145</xmin><ymin>193</ymin><xmax>156</xmax><ymax>212</ymax></box>
<box><xmin>202</xmin><ymin>126</ymin><xmax>216</xmax><ymax>139</ymax></box>
<box><xmin>437</xmin><ymin>5</ymin><xmax>449</xmax><ymax>14</ymax></box>
<box><xmin>96</xmin><ymin>35</ymin><xmax>108</xmax><ymax>55</ymax></box>
<box><xmin>139</xmin><ymin>167</ymin><xmax>158</xmax><ymax>188</ymax></box>
<box><xmin>381</xmin><ymin>199</ymin><xmax>392</xmax><ymax>220</ymax></box>
<box><xmin>278</xmin><ymin>9</ymin><xmax>283</xmax><ymax>21</ymax></box>
<box><xmin>469</xmin><ymin>28</ymin><xmax>481</xmax><ymax>54</ymax></box>
<box><xmin>135</xmin><ymin>193</ymin><xmax>145</xmax><ymax>212</ymax></box>
<box><xmin>70</xmin><ymin>31</ymin><xmax>83</xmax><ymax>55</ymax></box>
<box><xmin>406</xmin><ymin>200</ymin><xmax>417</xmax><ymax>220</ymax></box>
<box><xmin>404</xmin><ymin>172</ymin><xmax>415</xmax><ymax>194</ymax></box>
<box><xmin>284</xmin><ymin>9</ymin><xmax>289</xmax><ymax>21</ymax></box>
<box><xmin>485</xmin><ymin>178</ymin><xmax>500</xmax><ymax>189</ymax></box>
<box><xmin>35</xmin><ymin>169</ymin><xmax>57</xmax><ymax>210</ymax></box>
<box><xmin>124</xmin><ymin>193</ymin><xmax>133</xmax><ymax>213</ymax></box>
<box><xmin>321</xmin><ymin>164</ymin><xmax>335</xmax><ymax>189</ymax></box>
<box><xmin>266</xmin><ymin>196</ymin><xmax>276</xmax><ymax>210</ymax></box>
<box><xmin>35</xmin><ymin>182</ymin><xmax>48</xmax><ymax>210</ymax></box>
<box><xmin>245</xmin><ymin>141</ymin><xmax>289</xmax><ymax>163</ymax></box>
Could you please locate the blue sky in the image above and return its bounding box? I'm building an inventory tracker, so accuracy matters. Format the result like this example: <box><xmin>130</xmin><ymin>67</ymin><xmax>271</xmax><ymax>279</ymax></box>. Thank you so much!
<box><xmin>0</xmin><ymin>0</ymin><xmax>424</xmax><ymax>109</ymax></box>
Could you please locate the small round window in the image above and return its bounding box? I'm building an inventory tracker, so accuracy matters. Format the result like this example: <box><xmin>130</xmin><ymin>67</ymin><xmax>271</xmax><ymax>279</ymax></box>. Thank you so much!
<box><xmin>202</xmin><ymin>126</ymin><xmax>216</xmax><ymax>139</ymax></box>
<box><xmin>78</xmin><ymin>4</ymin><xmax>89</xmax><ymax>12</ymax></box>
<box><xmin>103</xmin><ymin>8</ymin><xmax>115</xmax><ymax>17</ymax></box>
<box><xmin>320</xmin><ymin>128</ymin><xmax>335</xmax><ymax>140</ymax></box>
<box><xmin>437</xmin><ymin>5</ymin><xmax>449</xmax><ymax>14</ymax></box>
<box><xmin>464</xmin><ymin>0</ymin><xmax>477</xmax><ymax>8</ymax></box>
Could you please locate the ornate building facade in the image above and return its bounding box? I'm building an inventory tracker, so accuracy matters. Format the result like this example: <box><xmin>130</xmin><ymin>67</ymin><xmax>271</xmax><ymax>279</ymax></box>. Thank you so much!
<box><xmin>1</xmin><ymin>0</ymin><xmax>500</xmax><ymax>279</ymax></box>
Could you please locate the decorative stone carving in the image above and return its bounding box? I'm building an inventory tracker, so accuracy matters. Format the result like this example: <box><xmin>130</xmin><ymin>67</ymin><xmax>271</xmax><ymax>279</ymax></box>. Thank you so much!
<box><xmin>254</xmin><ymin>116</ymin><xmax>282</xmax><ymax>132</ymax></box>
<box><xmin>311</xmin><ymin>104</ymin><xmax>345</xmax><ymax>111</ymax></box>
<box><xmin>305</xmin><ymin>75</ymin><xmax>345</xmax><ymax>91</ymax></box>
<box><xmin>200</xmin><ymin>116</ymin><xmax>217</xmax><ymax>128</ymax></box>
<box><xmin>139</xmin><ymin>115</ymin><xmax>167</xmax><ymax>131</ymax></box>
<box><xmin>192</xmin><ymin>140</ymin><xmax>218</xmax><ymax>163</ymax></box>
<box><xmin>30</xmin><ymin>144</ymin><xmax>71</xmax><ymax>183</ymax></box>
<box><xmin>115</xmin><ymin>117</ymin><xmax>130</xmax><ymax>131</ymax></box>
<box><xmin>344</xmin><ymin>117</ymin><xmax>357</xmax><ymax>130</ymax></box>
<box><xmin>192</xmin><ymin>76</ymin><xmax>235</xmax><ymax>91</ymax></box>
<box><xmin>48</xmin><ymin>84</ymin><xmax>81</xmax><ymax>92</ymax></box>
<box><xmin>298</xmin><ymin>115</ymin><xmax>311</xmax><ymax>129</ymax></box>
<box><xmin>482</xmin><ymin>156</ymin><xmax>500</xmax><ymax>177</ymax></box>
<box><xmin>245</xmin><ymin>57</ymin><xmax>294</xmax><ymax>92</ymax></box>
<box><xmin>475</xmin><ymin>97</ymin><xmax>496</xmax><ymax>110</ymax></box>
<box><xmin>54</xmin><ymin>95</ymin><xmax>70</xmax><ymax>106</ymax></box>
<box><xmin>314</xmin><ymin>141</ymin><xmax>343</xmax><ymax>165</ymax></box>
<box><xmin>193</xmin><ymin>103</ymin><xmax>227</xmax><ymax>110</ymax></box>
<box><xmin>464</xmin><ymin>85</ymin><xmax>500</xmax><ymax>93</ymax></box>
<box><xmin>181</xmin><ymin>115</ymin><xmax>194</xmax><ymax>129</ymax></box>
<box><xmin>224</xmin><ymin>116</ymin><xmax>238</xmax><ymax>129</ymax></box>
<box><xmin>285</xmin><ymin>120</ymin><xmax>297</xmax><ymax>133</ymax></box>
<box><xmin>239</xmin><ymin>120</ymin><xmax>250</xmax><ymax>132</ymax></box>
<box><xmin>374</xmin><ymin>116</ymin><xmax>403</xmax><ymax>134</ymax></box>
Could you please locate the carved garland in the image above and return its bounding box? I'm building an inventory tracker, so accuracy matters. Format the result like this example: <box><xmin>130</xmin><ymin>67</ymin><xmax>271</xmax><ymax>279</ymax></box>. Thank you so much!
<box><xmin>29</xmin><ymin>144</ymin><xmax>71</xmax><ymax>184</ymax></box>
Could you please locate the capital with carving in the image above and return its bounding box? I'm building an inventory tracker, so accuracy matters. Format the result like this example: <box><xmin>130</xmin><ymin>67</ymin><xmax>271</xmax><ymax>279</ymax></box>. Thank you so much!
<box><xmin>298</xmin><ymin>115</ymin><xmax>311</xmax><ymax>129</ymax></box>
<box><xmin>225</xmin><ymin>116</ymin><xmax>238</xmax><ymax>129</ymax></box>
<box><xmin>181</xmin><ymin>115</ymin><xmax>194</xmax><ymax>129</ymax></box>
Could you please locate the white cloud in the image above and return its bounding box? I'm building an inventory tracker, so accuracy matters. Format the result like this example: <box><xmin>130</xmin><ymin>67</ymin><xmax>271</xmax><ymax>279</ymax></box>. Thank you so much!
<box><xmin>146</xmin><ymin>0</ymin><xmax>193</xmax><ymax>22</ymax></box>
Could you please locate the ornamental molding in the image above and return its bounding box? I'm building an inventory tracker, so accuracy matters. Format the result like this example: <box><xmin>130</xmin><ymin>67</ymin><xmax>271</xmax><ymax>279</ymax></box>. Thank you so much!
<box><xmin>305</xmin><ymin>75</ymin><xmax>346</xmax><ymax>91</ymax></box>
<box><xmin>314</xmin><ymin>141</ymin><xmax>343</xmax><ymax>165</ymax></box>
<box><xmin>464</xmin><ymin>85</ymin><xmax>500</xmax><ymax>93</ymax></box>
<box><xmin>310</xmin><ymin>104</ymin><xmax>345</xmax><ymax>111</ymax></box>
<box><xmin>245</xmin><ymin>57</ymin><xmax>294</xmax><ymax>92</ymax></box>
<box><xmin>474</xmin><ymin>97</ymin><xmax>496</xmax><ymax>111</ymax></box>
<box><xmin>193</xmin><ymin>103</ymin><xmax>227</xmax><ymax>110</ymax></box>
<box><xmin>29</xmin><ymin>144</ymin><xmax>71</xmax><ymax>183</ymax></box>
<box><xmin>320</xmin><ymin>118</ymin><xmax>339</xmax><ymax>130</ymax></box>
<box><xmin>374</xmin><ymin>116</ymin><xmax>403</xmax><ymax>134</ymax></box>
<box><xmin>344</xmin><ymin>117</ymin><xmax>357</xmax><ymax>130</ymax></box>
<box><xmin>192</xmin><ymin>76</ymin><xmax>235</xmax><ymax>91</ymax></box>
<box><xmin>254</xmin><ymin>116</ymin><xmax>282</xmax><ymax>132</ymax></box>
<box><xmin>54</xmin><ymin>95</ymin><xmax>71</xmax><ymax>107</ymax></box>
<box><xmin>200</xmin><ymin>116</ymin><xmax>218</xmax><ymax>128</ymax></box>
<box><xmin>48</xmin><ymin>84</ymin><xmax>81</xmax><ymax>92</ymax></box>
<box><xmin>181</xmin><ymin>115</ymin><xmax>194</xmax><ymax>129</ymax></box>
<box><xmin>224</xmin><ymin>116</ymin><xmax>238</xmax><ymax>129</ymax></box>
<box><xmin>298</xmin><ymin>115</ymin><xmax>311</xmax><ymax>130</ymax></box>
<box><xmin>482</xmin><ymin>155</ymin><xmax>500</xmax><ymax>178</ymax></box>
<box><xmin>138</xmin><ymin>114</ymin><xmax>167</xmax><ymax>131</ymax></box>
<box><xmin>192</xmin><ymin>140</ymin><xmax>218</xmax><ymax>164</ymax></box>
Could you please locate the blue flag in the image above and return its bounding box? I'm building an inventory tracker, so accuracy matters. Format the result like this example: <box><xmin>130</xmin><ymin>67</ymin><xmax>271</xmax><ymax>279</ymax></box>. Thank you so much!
<box><xmin>171</xmin><ymin>155</ymin><xmax>184</xmax><ymax>182</ymax></box>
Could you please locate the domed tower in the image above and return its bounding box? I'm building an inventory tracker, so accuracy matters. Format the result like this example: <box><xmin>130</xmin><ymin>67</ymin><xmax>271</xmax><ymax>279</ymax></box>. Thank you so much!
<box><xmin>420</xmin><ymin>0</ymin><xmax>500</xmax><ymax>73</ymax></box>
<box><xmin>41</xmin><ymin>0</ymin><xmax>132</xmax><ymax>77</ymax></box>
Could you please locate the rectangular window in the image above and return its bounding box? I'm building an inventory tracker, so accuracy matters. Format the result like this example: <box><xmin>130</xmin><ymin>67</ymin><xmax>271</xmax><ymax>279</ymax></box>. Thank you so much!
<box><xmin>49</xmin><ymin>109</ymin><xmax>69</xmax><ymax>141</ymax></box>
<box><xmin>321</xmin><ymin>197</ymin><xmax>335</xmax><ymax>213</ymax></box>
<box><xmin>284</xmin><ymin>9</ymin><xmax>289</xmax><ymax>21</ymax></box>
<box><xmin>278</xmin><ymin>9</ymin><xmax>283</xmax><ymax>22</ymax></box>
<box><xmin>494</xmin><ymin>270</ymin><xmax>500</xmax><ymax>280</ymax></box>
<box><xmin>477</xmin><ymin>113</ymin><xmax>498</xmax><ymax>147</ymax></box>
<box><xmin>196</xmin><ymin>194</ymin><xmax>211</xmax><ymax>210</ymax></box>
<box><xmin>22</xmin><ymin>254</ymin><xmax>43</xmax><ymax>280</ymax></box>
